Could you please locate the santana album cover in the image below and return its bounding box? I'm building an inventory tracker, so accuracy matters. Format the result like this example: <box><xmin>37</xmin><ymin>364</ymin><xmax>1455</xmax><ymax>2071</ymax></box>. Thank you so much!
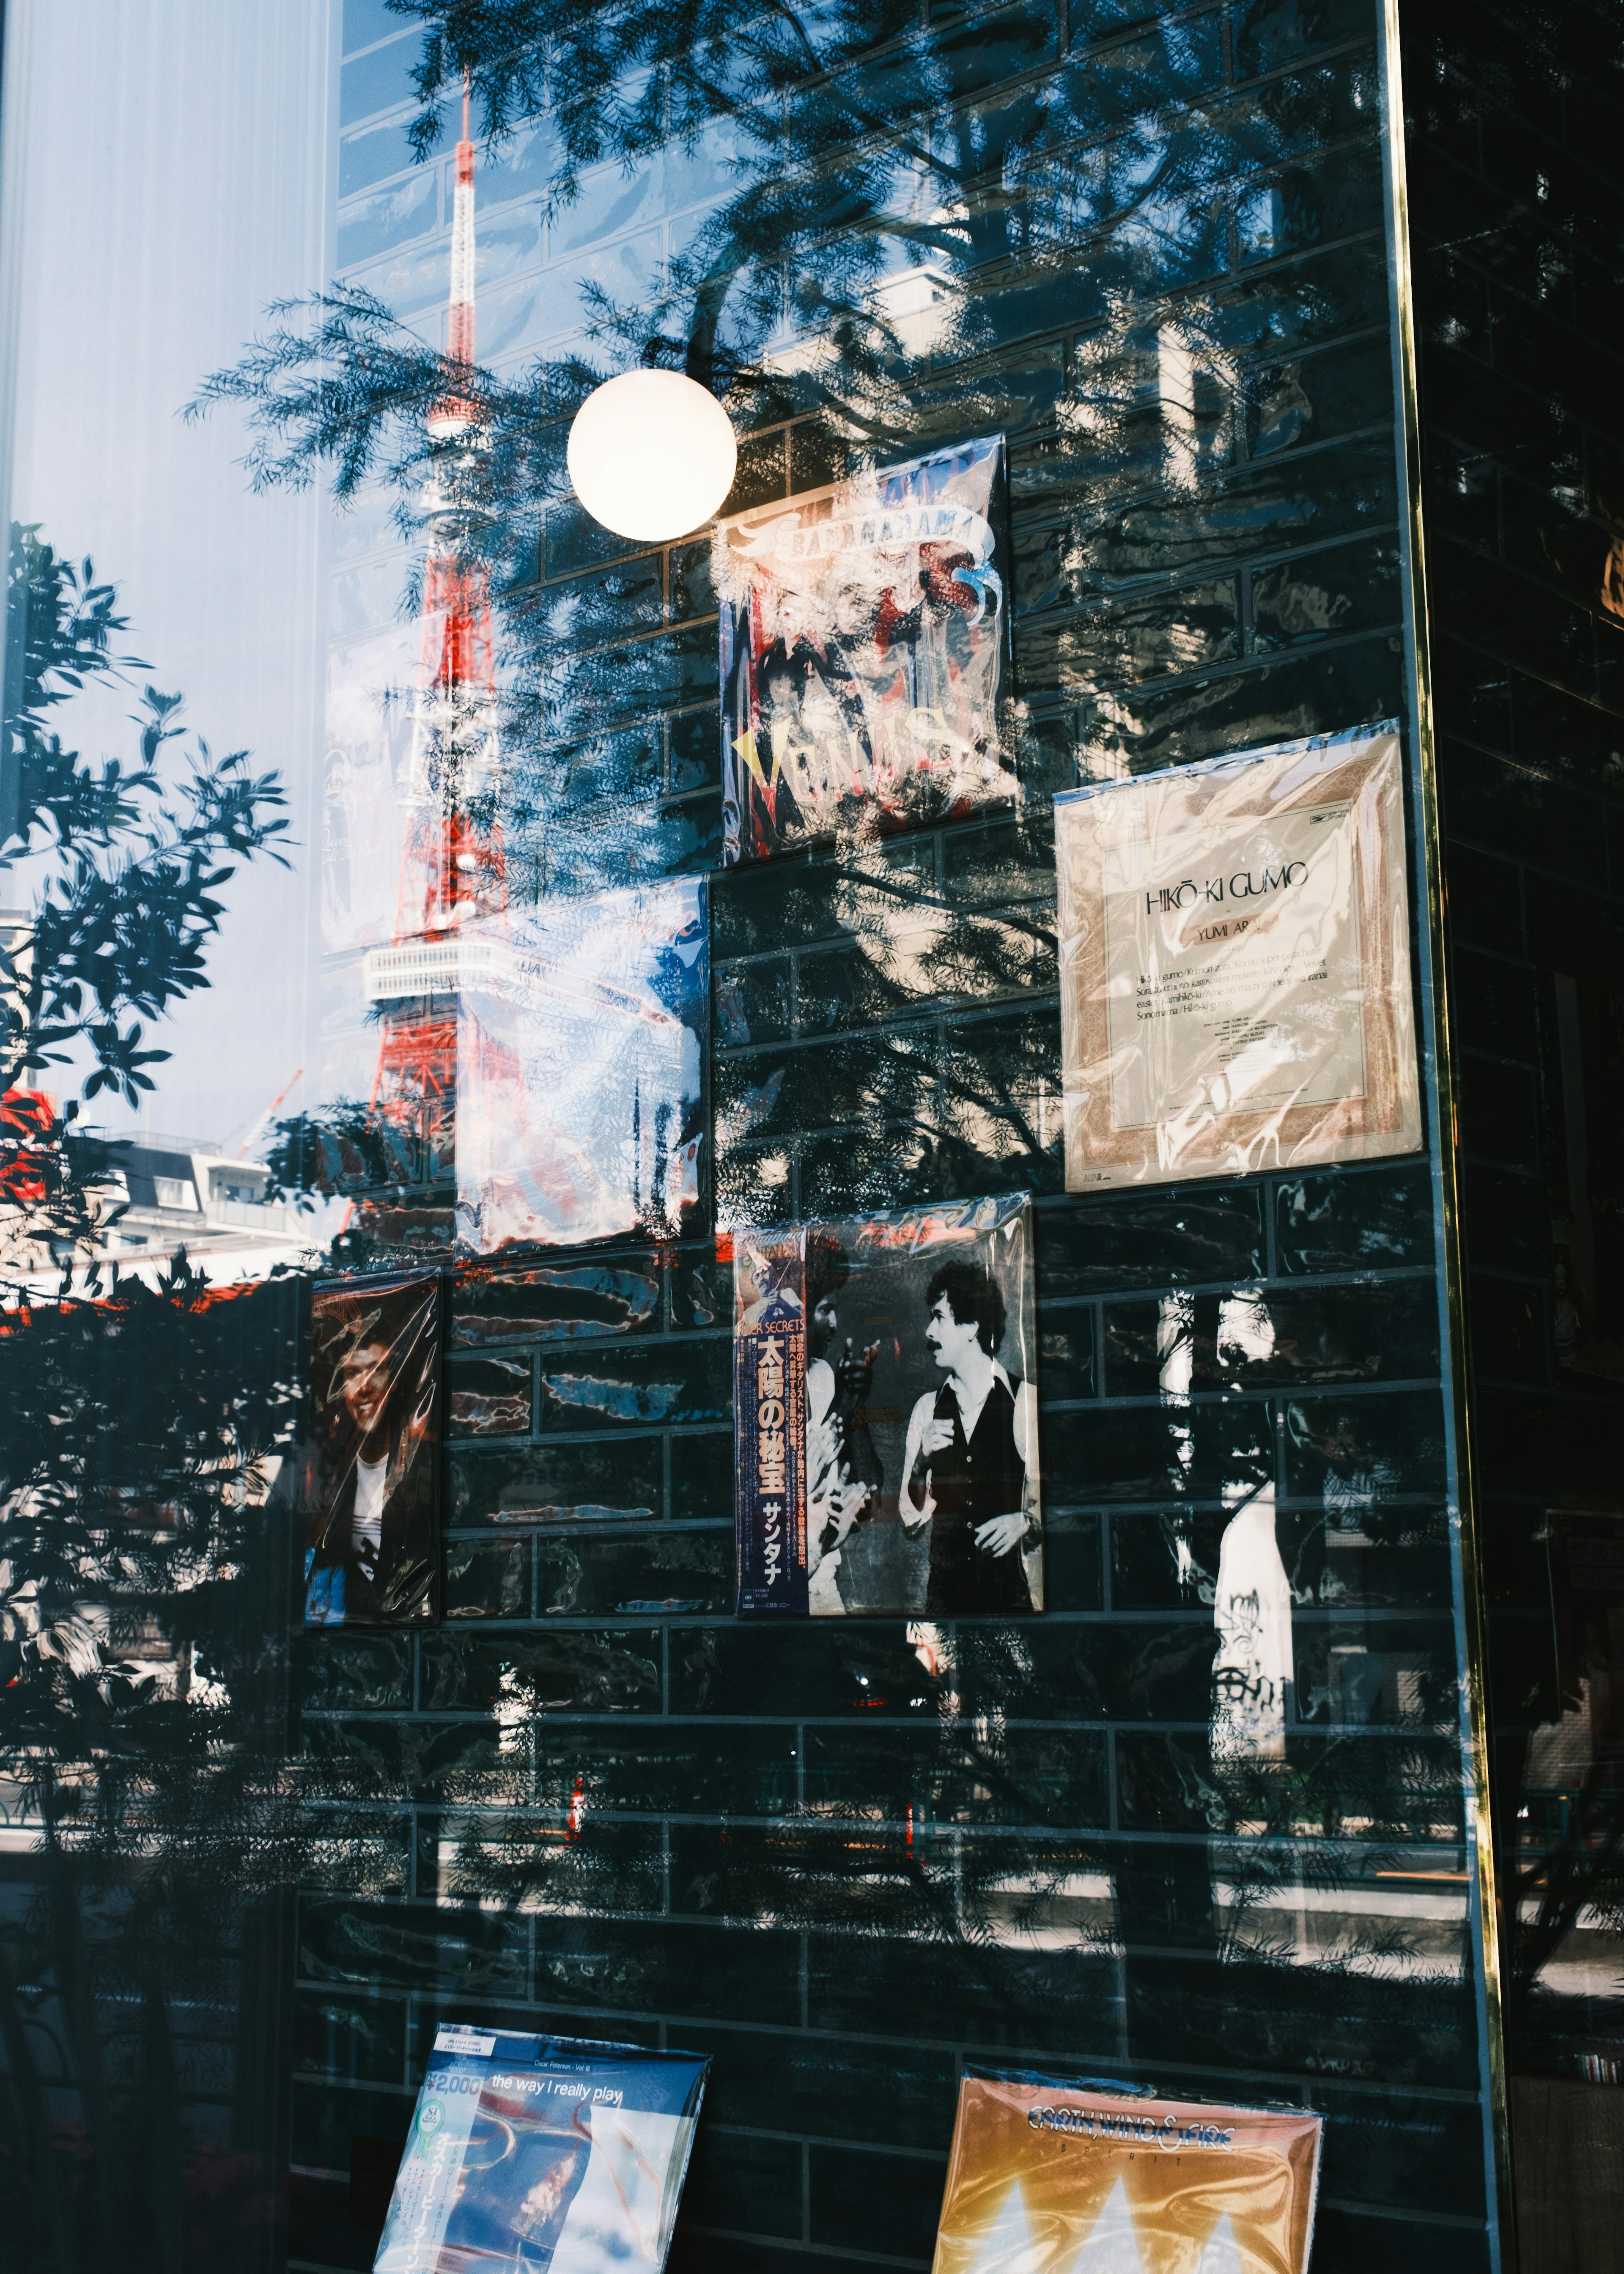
<box><xmin>301</xmin><ymin>1269</ymin><xmax>442</xmax><ymax>1629</ymax></box>
<box><xmin>454</xmin><ymin>878</ymin><xmax>708</xmax><ymax>1255</ymax></box>
<box><xmin>932</xmin><ymin>2071</ymin><xmax>1322</xmax><ymax>2274</ymax></box>
<box><xmin>1054</xmin><ymin>724</ymin><xmax>1421</xmax><ymax>1189</ymax></box>
<box><xmin>375</xmin><ymin>2024</ymin><xmax>709</xmax><ymax>2274</ymax></box>
<box><xmin>734</xmin><ymin>1194</ymin><xmax>1041</xmax><ymax>1618</ymax></box>
<box><xmin>717</xmin><ymin>433</ymin><xmax>1015</xmax><ymax>863</ymax></box>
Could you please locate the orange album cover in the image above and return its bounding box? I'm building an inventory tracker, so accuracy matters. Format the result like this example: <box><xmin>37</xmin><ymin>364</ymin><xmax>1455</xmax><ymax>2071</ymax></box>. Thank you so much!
<box><xmin>931</xmin><ymin>2071</ymin><xmax>1322</xmax><ymax>2274</ymax></box>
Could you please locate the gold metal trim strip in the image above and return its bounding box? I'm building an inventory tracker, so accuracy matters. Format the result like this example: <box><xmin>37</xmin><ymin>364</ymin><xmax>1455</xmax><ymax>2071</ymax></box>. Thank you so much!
<box><xmin>1377</xmin><ymin>0</ymin><xmax>1516</xmax><ymax>2260</ymax></box>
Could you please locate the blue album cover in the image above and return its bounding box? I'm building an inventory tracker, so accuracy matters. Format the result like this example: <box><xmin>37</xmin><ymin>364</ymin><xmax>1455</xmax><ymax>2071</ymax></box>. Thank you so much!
<box><xmin>376</xmin><ymin>2025</ymin><xmax>709</xmax><ymax>2274</ymax></box>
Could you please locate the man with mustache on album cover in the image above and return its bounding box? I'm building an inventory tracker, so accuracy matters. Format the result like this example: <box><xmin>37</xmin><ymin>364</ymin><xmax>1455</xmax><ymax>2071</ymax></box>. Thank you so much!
<box><xmin>900</xmin><ymin>1258</ymin><xmax>1037</xmax><ymax>1616</ymax></box>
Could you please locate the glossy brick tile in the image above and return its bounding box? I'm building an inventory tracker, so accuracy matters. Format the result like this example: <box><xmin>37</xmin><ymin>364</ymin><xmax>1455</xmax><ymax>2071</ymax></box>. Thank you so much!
<box><xmin>535</xmin><ymin>1340</ymin><xmax>732</xmax><ymax>1431</ymax></box>
<box><xmin>452</xmin><ymin>1440</ymin><xmax>664</xmax><ymax>1524</ymax></box>
<box><xmin>534</xmin><ymin>1525</ymin><xmax>734</xmax><ymax>1616</ymax></box>
<box><xmin>451</xmin><ymin>1256</ymin><xmax>663</xmax><ymax>1345</ymax></box>
<box><xmin>419</xmin><ymin>1628</ymin><xmax>661</xmax><ymax>1714</ymax></box>
<box><xmin>676</xmin><ymin>2024</ymin><xmax>957</xmax><ymax>2151</ymax></box>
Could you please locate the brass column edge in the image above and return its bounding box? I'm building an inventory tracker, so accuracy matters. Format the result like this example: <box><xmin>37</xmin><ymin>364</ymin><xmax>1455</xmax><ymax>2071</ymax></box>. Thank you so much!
<box><xmin>1377</xmin><ymin>0</ymin><xmax>1516</xmax><ymax>2262</ymax></box>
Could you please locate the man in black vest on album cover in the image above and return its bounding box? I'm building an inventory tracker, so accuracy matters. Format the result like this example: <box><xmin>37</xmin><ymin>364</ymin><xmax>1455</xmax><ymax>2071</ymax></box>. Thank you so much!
<box><xmin>900</xmin><ymin>1258</ymin><xmax>1037</xmax><ymax>1614</ymax></box>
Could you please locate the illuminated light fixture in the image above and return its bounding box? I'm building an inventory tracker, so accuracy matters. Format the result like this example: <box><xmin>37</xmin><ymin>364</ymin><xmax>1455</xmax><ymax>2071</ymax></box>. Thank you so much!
<box><xmin>567</xmin><ymin>368</ymin><xmax>738</xmax><ymax>543</ymax></box>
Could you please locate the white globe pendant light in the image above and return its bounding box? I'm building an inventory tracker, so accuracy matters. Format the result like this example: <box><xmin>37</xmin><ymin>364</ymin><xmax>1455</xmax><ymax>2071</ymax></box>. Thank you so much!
<box><xmin>567</xmin><ymin>368</ymin><xmax>738</xmax><ymax>544</ymax></box>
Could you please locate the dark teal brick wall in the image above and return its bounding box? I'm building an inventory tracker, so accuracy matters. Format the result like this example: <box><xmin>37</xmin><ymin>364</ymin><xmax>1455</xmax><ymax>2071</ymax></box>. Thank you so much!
<box><xmin>275</xmin><ymin>4</ymin><xmax>1516</xmax><ymax>2269</ymax></box>
<box><xmin>1406</xmin><ymin>0</ymin><xmax>1624</xmax><ymax>2252</ymax></box>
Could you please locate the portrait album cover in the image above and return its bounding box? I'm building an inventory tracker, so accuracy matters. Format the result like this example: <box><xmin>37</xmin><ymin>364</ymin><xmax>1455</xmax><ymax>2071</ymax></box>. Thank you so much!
<box><xmin>1053</xmin><ymin>723</ymin><xmax>1422</xmax><ymax>1189</ymax></box>
<box><xmin>733</xmin><ymin>1194</ymin><xmax>1041</xmax><ymax>1618</ymax></box>
<box><xmin>932</xmin><ymin>2069</ymin><xmax>1322</xmax><ymax>2274</ymax></box>
<box><xmin>374</xmin><ymin>2023</ymin><xmax>709</xmax><ymax>2274</ymax></box>
<box><xmin>454</xmin><ymin>877</ymin><xmax>708</xmax><ymax>1254</ymax></box>
<box><xmin>717</xmin><ymin>432</ymin><xmax>1015</xmax><ymax>863</ymax></box>
<box><xmin>302</xmin><ymin>1269</ymin><xmax>443</xmax><ymax>1629</ymax></box>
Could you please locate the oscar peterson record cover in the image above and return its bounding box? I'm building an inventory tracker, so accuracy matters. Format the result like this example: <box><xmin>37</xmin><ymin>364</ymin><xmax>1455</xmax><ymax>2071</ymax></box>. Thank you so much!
<box><xmin>931</xmin><ymin>2070</ymin><xmax>1322</xmax><ymax>2274</ymax></box>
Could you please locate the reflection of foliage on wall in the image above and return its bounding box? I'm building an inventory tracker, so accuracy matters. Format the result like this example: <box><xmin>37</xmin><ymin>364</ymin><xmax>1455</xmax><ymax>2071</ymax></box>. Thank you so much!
<box><xmin>264</xmin><ymin>1096</ymin><xmax>444</xmax><ymax>1210</ymax></box>
<box><xmin>372</xmin><ymin>0</ymin><xmax>1238</xmax><ymax>426</ymax></box>
<box><xmin>0</xmin><ymin>1261</ymin><xmax>305</xmax><ymax>2272</ymax></box>
<box><xmin>0</xmin><ymin>532</ymin><xmax>299</xmax><ymax>2265</ymax></box>
<box><xmin>192</xmin><ymin>1</ymin><xmax>1273</xmax><ymax>904</ymax></box>
<box><xmin>1</xmin><ymin>526</ymin><xmax>290</xmax><ymax>1278</ymax></box>
<box><xmin>205</xmin><ymin>0</ymin><xmax>1270</xmax><ymax>483</ymax></box>
<box><xmin>261</xmin><ymin>1095</ymin><xmax>457</xmax><ymax>1273</ymax></box>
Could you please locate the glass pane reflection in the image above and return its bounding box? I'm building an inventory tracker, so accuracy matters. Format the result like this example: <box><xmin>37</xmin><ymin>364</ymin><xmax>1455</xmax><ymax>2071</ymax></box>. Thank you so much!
<box><xmin>0</xmin><ymin>0</ymin><xmax>1528</xmax><ymax>2267</ymax></box>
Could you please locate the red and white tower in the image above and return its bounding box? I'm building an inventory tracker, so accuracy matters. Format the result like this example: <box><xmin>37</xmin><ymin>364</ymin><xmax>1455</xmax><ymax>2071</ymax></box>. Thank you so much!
<box><xmin>362</xmin><ymin>81</ymin><xmax>506</xmax><ymax>1178</ymax></box>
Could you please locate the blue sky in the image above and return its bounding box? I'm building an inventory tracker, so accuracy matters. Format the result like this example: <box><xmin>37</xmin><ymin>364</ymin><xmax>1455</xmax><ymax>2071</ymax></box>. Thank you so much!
<box><xmin>5</xmin><ymin>0</ymin><xmax>336</xmax><ymax>1150</ymax></box>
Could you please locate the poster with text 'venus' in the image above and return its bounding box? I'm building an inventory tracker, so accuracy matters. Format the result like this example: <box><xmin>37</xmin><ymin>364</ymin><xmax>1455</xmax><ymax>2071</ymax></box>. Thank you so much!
<box><xmin>375</xmin><ymin>2024</ymin><xmax>708</xmax><ymax>2274</ymax></box>
<box><xmin>455</xmin><ymin>879</ymin><xmax>707</xmax><ymax>1255</ymax></box>
<box><xmin>733</xmin><ymin>1196</ymin><xmax>1040</xmax><ymax>1618</ymax></box>
<box><xmin>932</xmin><ymin>2071</ymin><xmax>1322</xmax><ymax>2274</ymax></box>
<box><xmin>718</xmin><ymin>434</ymin><xmax>1015</xmax><ymax>863</ymax></box>
<box><xmin>1054</xmin><ymin>725</ymin><xmax>1421</xmax><ymax>1189</ymax></box>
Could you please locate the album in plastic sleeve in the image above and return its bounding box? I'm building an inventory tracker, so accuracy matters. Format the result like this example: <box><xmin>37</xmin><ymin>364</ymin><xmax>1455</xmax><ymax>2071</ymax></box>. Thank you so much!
<box><xmin>374</xmin><ymin>2024</ymin><xmax>709</xmax><ymax>2274</ymax></box>
<box><xmin>301</xmin><ymin>1268</ymin><xmax>443</xmax><ymax>1629</ymax></box>
<box><xmin>733</xmin><ymin>1194</ymin><xmax>1041</xmax><ymax>1618</ymax></box>
<box><xmin>718</xmin><ymin>433</ymin><xmax>1015</xmax><ymax>862</ymax></box>
<box><xmin>454</xmin><ymin>876</ymin><xmax>708</xmax><ymax>1254</ymax></box>
<box><xmin>1054</xmin><ymin>722</ymin><xmax>1421</xmax><ymax>1188</ymax></box>
<box><xmin>931</xmin><ymin>2068</ymin><xmax>1322</xmax><ymax>2274</ymax></box>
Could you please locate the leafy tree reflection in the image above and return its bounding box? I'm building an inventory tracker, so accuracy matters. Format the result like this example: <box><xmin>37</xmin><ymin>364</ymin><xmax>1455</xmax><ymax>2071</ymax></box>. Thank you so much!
<box><xmin>191</xmin><ymin>0</ymin><xmax>1284</xmax><ymax>908</ymax></box>
<box><xmin>192</xmin><ymin>0</ymin><xmax>1467</xmax><ymax>2129</ymax></box>
<box><xmin>0</xmin><ymin>530</ymin><xmax>299</xmax><ymax>2273</ymax></box>
<box><xmin>1</xmin><ymin>527</ymin><xmax>289</xmax><ymax>1273</ymax></box>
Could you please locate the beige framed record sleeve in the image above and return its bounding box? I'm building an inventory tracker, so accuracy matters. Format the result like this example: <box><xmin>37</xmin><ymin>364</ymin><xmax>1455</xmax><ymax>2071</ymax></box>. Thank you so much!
<box><xmin>1054</xmin><ymin>724</ymin><xmax>1421</xmax><ymax>1190</ymax></box>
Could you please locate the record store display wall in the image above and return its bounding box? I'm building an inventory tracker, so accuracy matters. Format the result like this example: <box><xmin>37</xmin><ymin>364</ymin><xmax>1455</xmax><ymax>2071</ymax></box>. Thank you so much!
<box><xmin>3</xmin><ymin>0</ymin><xmax>1621</xmax><ymax>2269</ymax></box>
<box><xmin>307</xmin><ymin>2</ymin><xmax>1496</xmax><ymax>2248</ymax></box>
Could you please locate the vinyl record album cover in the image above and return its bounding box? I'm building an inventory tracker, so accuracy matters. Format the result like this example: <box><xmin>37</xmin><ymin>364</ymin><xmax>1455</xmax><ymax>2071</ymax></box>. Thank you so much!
<box><xmin>718</xmin><ymin>433</ymin><xmax>1015</xmax><ymax>863</ymax></box>
<box><xmin>1054</xmin><ymin>724</ymin><xmax>1421</xmax><ymax>1188</ymax></box>
<box><xmin>454</xmin><ymin>878</ymin><xmax>708</xmax><ymax>1254</ymax></box>
<box><xmin>302</xmin><ymin>1269</ymin><xmax>442</xmax><ymax>1628</ymax></box>
<box><xmin>932</xmin><ymin>2070</ymin><xmax>1322</xmax><ymax>2274</ymax></box>
<box><xmin>734</xmin><ymin>1195</ymin><xmax>1040</xmax><ymax>1618</ymax></box>
<box><xmin>375</xmin><ymin>2024</ymin><xmax>709</xmax><ymax>2274</ymax></box>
